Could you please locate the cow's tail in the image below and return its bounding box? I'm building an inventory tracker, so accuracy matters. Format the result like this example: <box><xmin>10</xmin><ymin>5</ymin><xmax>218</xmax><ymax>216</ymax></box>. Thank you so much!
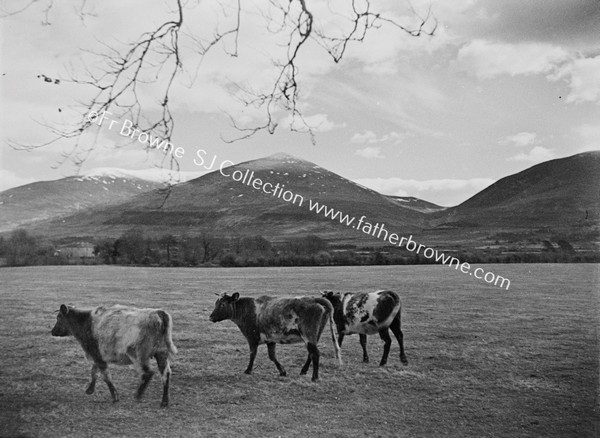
<box><xmin>327</xmin><ymin>306</ymin><xmax>343</xmax><ymax>366</ymax></box>
<box><xmin>158</xmin><ymin>310</ymin><xmax>178</xmax><ymax>356</ymax></box>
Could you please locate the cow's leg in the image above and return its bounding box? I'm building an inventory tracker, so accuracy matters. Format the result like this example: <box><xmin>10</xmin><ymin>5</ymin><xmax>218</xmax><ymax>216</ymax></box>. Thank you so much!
<box><xmin>266</xmin><ymin>342</ymin><xmax>287</xmax><ymax>377</ymax></box>
<box><xmin>378</xmin><ymin>328</ymin><xmax>393</xmax><ymax>367</ymax></box>
<box><xmin>299</xmin><ymin>334</ymin><xmax>315</xmax><ymax>376</ymax></box>
<box><xmin>86</xmin><ymin>363</ymin><xmax>99</xmax><ymax>394</ymax></box>
<box><xmin>245</xmin><ymin>342</ymin><xmax>258</xmax><ymax>375</ymax></box>
<box><xmin>359</xmin><ymin>334</ymin><xmax>369</xmax><ymax>363</ymax></box>
<box><xmin>390</xmin><ymin>314</ymin><xmax>408</xmax><ymax>365</ymax></box>
<box><xmin>98</xmin><ymin>362</ymin><xmax>119</xmax><ymax>403</ymax></box>
<box><xmin>337</xmin><ymin>333</ymin><xmax>345</xmax><ymax>347</ymax></box>
<box><xmin>155</xmin><ymin>352</ymin><xmax>171</xmax><ymax>408</ymax></box>
<box><xmin>135</xmin><ymin>358</ymin><xmax>155</xmax><ymax>400</ymax></box>
<box><xmin>308</xmin><ymin>343</ymin><xmax>320</xmax><ymax>381</ymax></box>
<box><xmin>300</xmin><ymin>350</ymin><xmax>312</xmax><ymax>376</ymax></box>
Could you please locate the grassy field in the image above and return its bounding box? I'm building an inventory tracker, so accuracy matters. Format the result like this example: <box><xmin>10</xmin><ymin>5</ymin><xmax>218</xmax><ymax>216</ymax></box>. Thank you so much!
<box><xmin>1</xmin><ymin>264</ymin><xmax>598</xmax><ymax>437</ymax></box>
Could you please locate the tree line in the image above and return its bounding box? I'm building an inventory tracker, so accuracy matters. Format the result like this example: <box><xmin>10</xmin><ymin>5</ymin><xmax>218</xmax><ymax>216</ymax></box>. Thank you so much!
<box><xmin>0</xmin><ymin>229</ymin><xmax>598</xmax><ymax>267</ymax></box>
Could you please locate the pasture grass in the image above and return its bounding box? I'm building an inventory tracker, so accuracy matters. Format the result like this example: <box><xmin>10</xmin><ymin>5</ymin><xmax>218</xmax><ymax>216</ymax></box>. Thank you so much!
<box><xmin>0</xmin><ymin>264</ymin><xmax>598</xmax><ymax>437</ymax></box>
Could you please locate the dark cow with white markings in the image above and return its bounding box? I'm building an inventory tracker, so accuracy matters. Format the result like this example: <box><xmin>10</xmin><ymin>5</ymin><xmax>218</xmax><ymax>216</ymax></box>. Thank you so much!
<box><xmin>321</xmin><ymin>290</ymin><xmax>408</xmax><ymax>366</ymax></box>
<box><xmin>209</xmin><ymin>293</ymin><xmax>342</xmax><ymax>381</ymax></box>
<box><xmin>51</xmin><ymin>304</ymin><xmax>177</xmax><ymax>407</ymax></box>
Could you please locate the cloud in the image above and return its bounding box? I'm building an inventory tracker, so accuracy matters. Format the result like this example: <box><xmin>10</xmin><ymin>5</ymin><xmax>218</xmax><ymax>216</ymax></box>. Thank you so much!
<box><xmin>499</xmin><ymin>132</ymin><xmax>538</xmax><ymax>147</ymax></box>
<box><xmin>455</xmin><ymin>39</ymin><xmax>600</xmax><ymax>104</ymax></box>
<box><xmin>456</xmin><ymin>40</ymin><xmax>600</xmax><ymax>105</ymax></box>
<box><xmin>456</xmin><ymin>40</ymin><xmax>570</xmax><ymax>79</ymax></box>
<box><xmin>354</xmin><ymin>146</ymin><xmax>385</xmax><ymax>159</ymax></box>
<box><xmin>355</xmin><ymin>176</ymin><xmax>496</xmax><ymax>206</ymax></box>
<box><xmin>280</xmin><ymin>113</ymin><xmax>345</xmax><ymax>133</ymax></box>
<box><xmin>351</xmin><ymin>130</ymin><xmax>378</xmax><ymax>143</ymax></box>
<box><xmin>350</xmin><ymin>130</ymin><xmax>411</xmax><ymax>144</ymax></box>
<box><xmin>550</xmin><ymin>55</ymin><xmax>600</xmax><ymax>104</ymax></box>
<box><xmin>342</xmin><ymin>17</ymin><xmax>423</xmax><ymax>75</ymax></box>
<box><xmin>508</xmin><ymin>146</ymin><xmax>556</xmax><ymax>163</ymax></box>
<box><xmin>358</xmin><ymin>177</ymin><xmax>496</xmax><ymax>193</ymax></box>
<box><xmin>363</xmin><ymin>61</ymin><xmax>399</xmax><ymax>76</ymax></box>
<box><xmin>457</xmin><ymin>0</ymin><xmax>600</xmax><ymax>48</ymax></box>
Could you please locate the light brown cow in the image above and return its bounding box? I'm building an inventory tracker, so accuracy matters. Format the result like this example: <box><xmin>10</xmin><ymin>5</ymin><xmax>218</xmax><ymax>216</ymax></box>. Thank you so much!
<box><xmin>51</xmin><ymin>304</ymin><xmax>177</xmax><ymax>407</ymax></box>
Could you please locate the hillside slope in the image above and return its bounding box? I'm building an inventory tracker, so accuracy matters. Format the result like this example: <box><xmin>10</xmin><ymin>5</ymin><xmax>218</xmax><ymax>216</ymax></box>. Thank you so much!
<box><xmin>432</xmin><ymin>150</ymin><xmax>600</xmax><ymax>230</ymax></box>
<box><xmin>0</xmin><ymin>170</ymin><xmax>165</xmax><ymax>232</ymax></box>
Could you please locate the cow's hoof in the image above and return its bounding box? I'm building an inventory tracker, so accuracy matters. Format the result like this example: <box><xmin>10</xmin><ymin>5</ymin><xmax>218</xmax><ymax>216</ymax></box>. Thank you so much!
<box><xmin>244</xmin><ymin>369</ymin><xmax>252</xmax><ymax>375</ymax></box>
<box><xmin>85</xmin><ymin>387</ymin><xmax>95</xmax><ymax>395</ymax></box>
<box><xmin>160</xmin><ymin>401</ymin><xmax>169</xmax><ymax>408</ymax></box>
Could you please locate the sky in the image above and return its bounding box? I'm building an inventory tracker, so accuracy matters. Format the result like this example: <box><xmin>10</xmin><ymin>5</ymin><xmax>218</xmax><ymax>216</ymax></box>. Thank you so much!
<box><xmin>1</xmin><ymin>0</ymin><xmax>599</xmax><ymax>207</ymax></box>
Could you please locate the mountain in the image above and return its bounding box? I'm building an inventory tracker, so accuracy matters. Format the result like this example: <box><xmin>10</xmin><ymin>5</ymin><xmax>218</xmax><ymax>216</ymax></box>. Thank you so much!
<box><xmin>25</xmin><ymin>153</ymin><xmax>427</xmax><ymax>242</ymax></box>
<box><xmin>6</xmin><ymin>151</ymin><xmax>599</xmax><ymax>253</ymax></box>
<box><xmin>385</xmin><ymin>196</ymin><xmax>446</xmax><ymax>213</ymax></box>
<box><xmin>431</xmin><ymin>151</ymin><xmax>600</xmax><ymax>231</ymax></box>
<box><xmin>0</xmin><ymin>170</ymin><xmax>166</xmax><ymax>232</ymax></box>
<box><xmin>421</xmin><ymin>151</ymin><xmax>600</xmax><ymax>255</ymax></box>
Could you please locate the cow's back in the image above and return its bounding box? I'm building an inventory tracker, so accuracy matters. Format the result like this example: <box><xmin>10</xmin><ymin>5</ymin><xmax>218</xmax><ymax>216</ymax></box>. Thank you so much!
<box><xmin>92</xmin><ymin>306</ymin><xmax>168</xmax><ymax>363</ymax></box>
<box><xmin>342</xmin><ymin>290</ymin><xmax>400</xmax><ymax>335</ymax></box>
<box><xmin>254</xmin><ymin>296</ymin><xmax>331</xmax><ymax>344</ymax></box>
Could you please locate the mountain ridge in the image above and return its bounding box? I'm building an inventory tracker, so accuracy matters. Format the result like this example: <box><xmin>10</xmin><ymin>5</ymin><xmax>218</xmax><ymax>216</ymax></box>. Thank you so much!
<box><xmin>2</xmin><ymin>151</ymin><xmax>598</xmax><ymax>253</ymax></box>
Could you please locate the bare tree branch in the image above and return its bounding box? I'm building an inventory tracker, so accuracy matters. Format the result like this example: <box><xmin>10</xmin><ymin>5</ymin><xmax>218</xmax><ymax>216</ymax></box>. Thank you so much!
<box><xmin>222</xmin><ymin>0</ymin><xmax>436</xmax><ymax>143</ymax></box>
<box><xmin>0</xmin><ymin>1</ymin><xmax>37</xmax><ymax>18</ymax></box>
<box><xmin>9</xmin><ymin>0</ymin><xmax>185</xmax><ymax>174</ymax></box>
<box><xmin>5</xmin><ymin>0</ymin><xmax>436</xmax><ymax>166</ymax></box>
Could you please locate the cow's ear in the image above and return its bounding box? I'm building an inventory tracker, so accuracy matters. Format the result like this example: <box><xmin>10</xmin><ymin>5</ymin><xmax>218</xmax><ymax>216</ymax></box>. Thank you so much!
<box><xmin>231</xmin><ymin>292</ymin><xmax>240</xmax><ymax>301</ymax></box>
<box><xmin>59</xmin><ymin>304</ymin><xmax>69</xmax><ymax>315</ymax></box>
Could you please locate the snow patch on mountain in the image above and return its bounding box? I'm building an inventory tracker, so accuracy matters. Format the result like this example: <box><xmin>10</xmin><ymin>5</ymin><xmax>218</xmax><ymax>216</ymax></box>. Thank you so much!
<box><xmin>77</xmin><ymin>168</ymin><xmax>206</xmax><ymax>184</ymax></box>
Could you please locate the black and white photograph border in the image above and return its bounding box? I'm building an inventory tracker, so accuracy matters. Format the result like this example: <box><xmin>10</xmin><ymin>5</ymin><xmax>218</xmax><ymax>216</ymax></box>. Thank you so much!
<box><xmin>1</xmin><ymin>1</ymin><xmax>599</xmax><ymax>437</ymax></box>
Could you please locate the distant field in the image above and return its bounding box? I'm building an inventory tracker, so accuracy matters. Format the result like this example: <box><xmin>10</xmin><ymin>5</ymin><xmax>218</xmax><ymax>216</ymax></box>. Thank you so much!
<box><xmin>1</xmin><ymin>264</ymin><xmax>598</xmax><ymax>437</ymax></box>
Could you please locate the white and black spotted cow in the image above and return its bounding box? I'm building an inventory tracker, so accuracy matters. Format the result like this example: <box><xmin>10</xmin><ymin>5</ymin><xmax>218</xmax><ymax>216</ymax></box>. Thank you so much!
<box><xmin>321</xmin><ymin>290</ymin><xmax>408</xmax><ymax>366</ymax></box>
<box><xmin>51</xmin><ymin>304</ymin><xmax>177</xmax><ymax>407</ymax></box>
<box><xmin>209</xmin><ymin>293</ymin><xmax>343</xmax><ymax>381</ymax></box>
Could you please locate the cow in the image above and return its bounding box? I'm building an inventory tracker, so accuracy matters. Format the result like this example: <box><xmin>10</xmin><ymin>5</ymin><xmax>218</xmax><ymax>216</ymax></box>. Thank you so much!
<box><xmin>321</xmin><ymin>290</ymin><xmax>408</xmax><ymax>367</ymax></box>
<box><xmin>51</xmin><ymin>304</ymin><xmax>177</xmax><ymax>407</ymax></box>
<box><xmin>209</xmin><ymin>293</ymin><xmax>342</xmax><ymax>381</ymax></box>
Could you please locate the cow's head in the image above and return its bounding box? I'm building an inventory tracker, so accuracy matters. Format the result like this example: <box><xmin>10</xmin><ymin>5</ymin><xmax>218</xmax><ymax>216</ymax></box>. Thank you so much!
<box><xmin>321</xmin><ymin>290</ymin><xmax>342</xmax><ymax>307</ymax></box>
<box><xmin>209</xmin><ymin>293</ymin><xmax>239</xmax><ymax>322</ymax></box>
<box><xmin>51</xmin><ymin>304</ymin><xmax>73</xmax><ymax>337</ymax></box>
